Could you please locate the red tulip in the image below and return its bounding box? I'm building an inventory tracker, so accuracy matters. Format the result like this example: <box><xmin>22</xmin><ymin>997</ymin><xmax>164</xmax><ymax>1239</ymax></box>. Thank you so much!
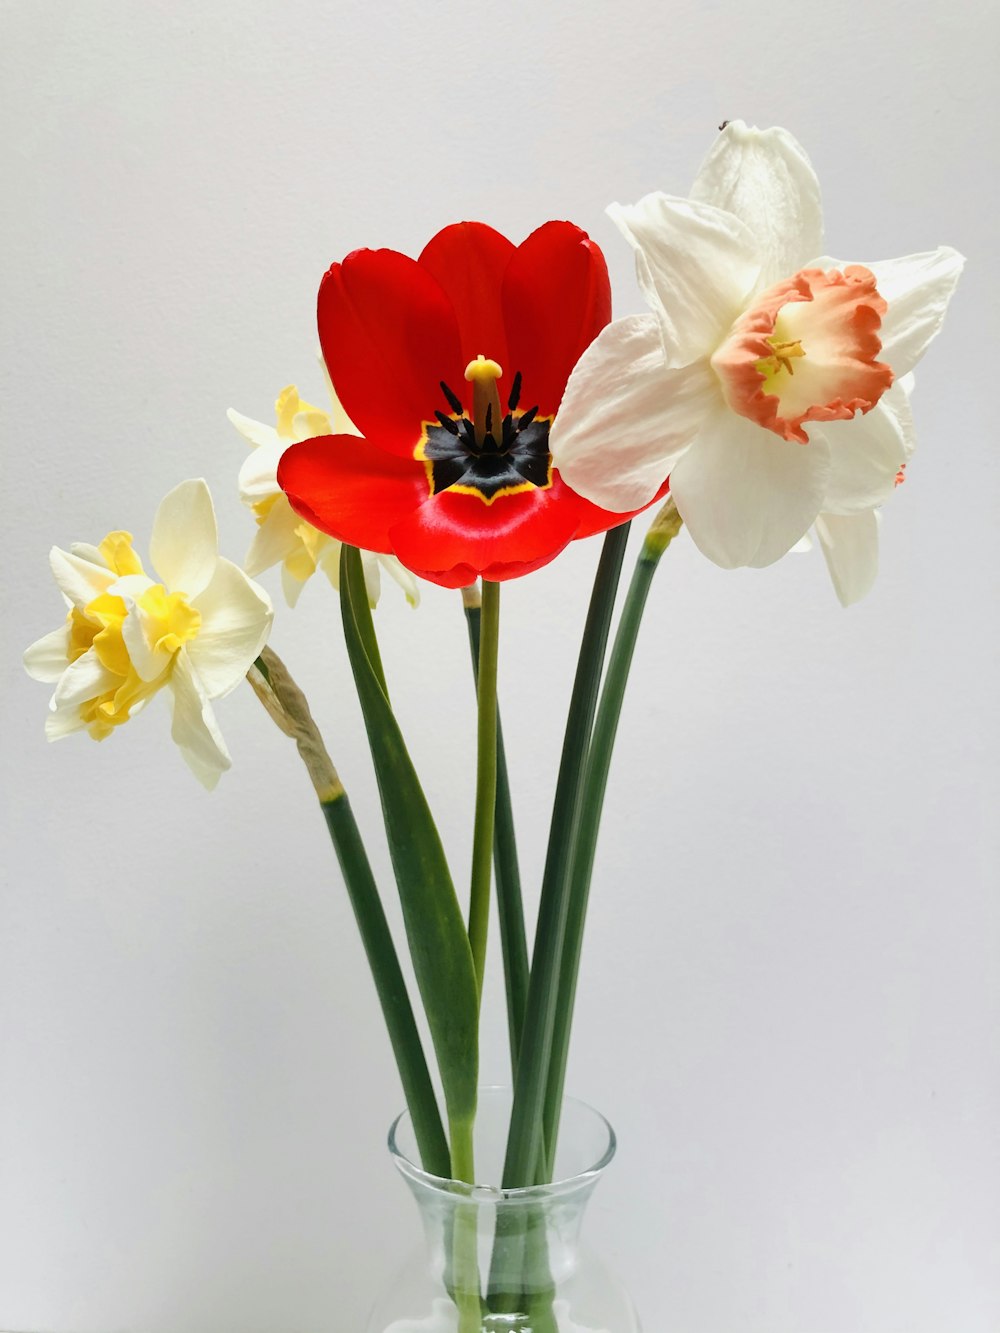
<box><xmin>278</xmin><ymin>220</ymin><xmax>656</xmax><ymax>588</ymax></box>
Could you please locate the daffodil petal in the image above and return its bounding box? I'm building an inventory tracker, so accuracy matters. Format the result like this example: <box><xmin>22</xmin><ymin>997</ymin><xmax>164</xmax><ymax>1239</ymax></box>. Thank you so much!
<box><xmin>51</xmin><ymin>647</ymin><xmax>119</xmax><ymax>709</ymax></box>
<box><xmin>281</xmin><ymin>563</ymin><xmax>307</xmax><ymax>607</ymax></box>
<box><xmin>45</xmin><ymin>700</ymin><xmax>91</xmax><ymax>740</ymax></box>
<box><xmin>669</xmin><ymin>406</ymin><xmax>831</xmax><ymax>568</ymax></box>
<box><xmin>169</xmin><ymin>653</ymin><xmax>232</xmax><ymax>790</ymax></box>
<box><xmin>815</xmin><ymin>509</ymin><xmax>880</xmax><ymax>607</ymax></box>
<box><xmin>49</xmin><ymin>545</ymin><xmax>115</xmax><ymax>609</ymax></box>
<box><xmin>24</xmin><ymin>624</ymin><xmax>71</xmax><ymax>683</ymax></box>
<box><xmin>187</xmin><ymin>558</ymin><xmax>272</xmax><ymax>699</ymax></box>
<box><xmin>690</xmin><ymin>120</ymin><xmax>823</xmax><ymax>286</ymax></box>
<box><xmin>607</xmin><ymin>194</ymin><xmax>761</xmax><ymax>366</ymax></box>
<box><xmin>118</xmin><ymin>614</ymin><xmax>171</xmax><ymax>683</ymax></box>
<box><xmin>318</xmin><ymin>351</ymin><xmax>363</xmax><ymax>436</ymax></box>
<box><xmin>149</xmin><ymin>478</ymin><xmax>218</xmax><ymax>598</ymax></box>
<box><xmin>291</xmin><ymin>409</ymin><xmax>333</xmax><ymax>442</ymax></box>
<box><xmin>69</xmin><ymin>542</ymin><xmax>108</xmax><ymax>565</ymax></box>
<box><xmin>815</xmin><ymin>248</ymin><xmax>964</xmax><ymax>378</ymax></box>
<box><xmin>810</xmin><ymin>380</ymin><xmax>913</xmax><ymax>516</ymax></box>
<box><xmin>244</xmin><ymin>496</ymin><xmax>303</xmax><ymax>577</ymax></box>
<box><xmin>237</xmin><ymin>439</ymin><xmax>285</xmax><ymax>506</ymax></box>
<box><xmin>360</xmin><ymin>552</ymin><xmax>382</xmax><ymax>608</ymax></box>
<box><xmin>550</xmin><ymin>313</ymin><xmax>714</xmax><ymax>511</ymax></box>
<box><xmin>869</xmin><ymin>248</ymin><xmax>964</xmax><ymax>377</ymax></box>
<box><xmin>109</xmin><ymin>575</ymin><xmax>173</xmax><ymax>684</ymax></box>
<box><xmin>227</xmin><ymin>408</ymin><xmax>282</xmax><ymax>450</ymax></box>
<box><xmin>378</xmin><ymin>554</ymin><xmax>421</xmax><ymax>607</ymax></box>
<box><xmin>318</xmin><ymin>541</ymin><xmax>343</xmax><ymax>592</ymax></box>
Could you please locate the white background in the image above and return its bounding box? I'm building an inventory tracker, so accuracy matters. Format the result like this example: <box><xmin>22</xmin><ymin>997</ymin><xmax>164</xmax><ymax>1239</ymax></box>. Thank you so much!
<box><xmin>1</xmin><ymin>1</ymin><xmax>998</xmax><ymax>1329</ymax></box>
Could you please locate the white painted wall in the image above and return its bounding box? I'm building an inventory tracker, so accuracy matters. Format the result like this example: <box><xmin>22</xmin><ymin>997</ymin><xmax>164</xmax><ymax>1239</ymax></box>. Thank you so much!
<box><xmin>1</xmin><ymin>1</ymin><xmax>997</xmax><ymax>1329</ymax></box>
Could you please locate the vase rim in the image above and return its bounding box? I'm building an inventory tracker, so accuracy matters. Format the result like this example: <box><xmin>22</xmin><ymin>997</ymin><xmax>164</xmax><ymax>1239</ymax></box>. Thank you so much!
<box><xmin>387</xmin><ymin>1085</ymin><xmax>617</xmax><ymax>1202</ymax></box>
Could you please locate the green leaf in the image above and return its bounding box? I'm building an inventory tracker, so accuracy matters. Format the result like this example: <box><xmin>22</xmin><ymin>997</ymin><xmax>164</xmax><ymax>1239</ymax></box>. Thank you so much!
<box><xmin>340</xmin><ymin>546</ymin><xmax>479</xmax><ymax>1127</ymax></box>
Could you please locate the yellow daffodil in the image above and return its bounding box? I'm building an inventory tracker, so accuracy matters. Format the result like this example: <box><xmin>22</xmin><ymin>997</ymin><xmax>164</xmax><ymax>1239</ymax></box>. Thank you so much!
<box><xmin>229</xmin><ymin>381</ymin><xmax>420</xmax><ymax>608</ymax></box>
<box><xmin>24</xmin><ymin>480</ymin><xmax>273</xmax><ymax>788</ymax></box>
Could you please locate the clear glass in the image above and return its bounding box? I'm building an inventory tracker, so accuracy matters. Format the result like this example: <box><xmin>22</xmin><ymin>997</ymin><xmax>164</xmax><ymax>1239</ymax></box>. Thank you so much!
<box><xmin>366</xmin><ymin>1088</ymin><xmax>641</xmax><ymax>1333</ymax></box>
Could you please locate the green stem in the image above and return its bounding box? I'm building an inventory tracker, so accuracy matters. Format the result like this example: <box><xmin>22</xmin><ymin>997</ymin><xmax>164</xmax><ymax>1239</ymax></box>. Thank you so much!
<box><xmin>449</xmin><ymin>1114</ymin><xmax>483</xmax><ymax>1332</ymax></box>
<box><xmin>467</xmin><ymin>580</ymin><xmax>501</xmax><ymax>1003</ymax></box>
<box><xmin>542</xmin><ymin>502</ymin><xmax>682</xmax><ymax>1151</ymax></box>
<box><xmin>464</xmin><ymin>594</ymin><xmax>529</xmax><ymax>1075</ymax></box>
<box><xmin>500</xmin><ymin>523</ymin><xmax>631</xmax><ymax>1191</ymax></box>
<box><xmin>322</xmin><ymin>794</ymin><xmax>452</xmax><ymax>1179</ymax></box>
<box><xmin>247</xmin><ymin>647</ymin><xmax>450</xmax><ymax>1179</ymax></box>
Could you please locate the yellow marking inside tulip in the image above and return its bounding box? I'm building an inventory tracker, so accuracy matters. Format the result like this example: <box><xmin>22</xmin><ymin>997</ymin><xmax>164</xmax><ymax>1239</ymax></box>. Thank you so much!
<box><xmin>756</xmin><ymin>337</ymin><xmax>806</xmax><ymax>389</ymax></box>
<box><xmin>464</xmin><ymin>354</ymin><xmax>504</xmax><ymax>447</ymax></box>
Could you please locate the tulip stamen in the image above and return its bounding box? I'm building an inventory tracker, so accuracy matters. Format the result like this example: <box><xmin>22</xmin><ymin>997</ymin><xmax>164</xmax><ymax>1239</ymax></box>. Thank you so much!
<box><xmin>440</xmin><ymin>380</ymin><xmax>465</xmax><ymax>415</ymax></box>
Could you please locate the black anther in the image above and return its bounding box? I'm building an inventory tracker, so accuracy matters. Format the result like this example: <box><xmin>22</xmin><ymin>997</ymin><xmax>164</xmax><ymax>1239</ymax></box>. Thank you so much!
<box><xmin>435</xmin><ymin>411</ymin><xmax>459</xmax><ymax>434</ymax></box>
<box><xmin>440</xmin><ymin>380</ymin><xmax>464</xmax><ymax>415</ymax></box>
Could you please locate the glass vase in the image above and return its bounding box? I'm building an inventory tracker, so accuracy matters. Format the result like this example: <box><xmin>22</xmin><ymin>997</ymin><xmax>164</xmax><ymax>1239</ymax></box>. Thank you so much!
<box><xmin>366</xmin><ymin>1087</ymin><xmax>640</xmax><ymax>1333</ymax></box>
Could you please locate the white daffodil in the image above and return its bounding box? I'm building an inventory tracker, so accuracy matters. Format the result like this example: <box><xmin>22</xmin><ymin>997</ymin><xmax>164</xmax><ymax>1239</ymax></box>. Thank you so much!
<box><xmin>550</xmin><ymin>121</ymin><xmax>964</xmax><ymax>571</ymax></box>
<box><xmin>229</xmin><ymin>381</ymin><xmax>420</xmax><ymax>609</ymax></box>
<box><xmin>24</xmin><ymin>479</ymin><xmax>273</xmax><ymax>789</ymax></box>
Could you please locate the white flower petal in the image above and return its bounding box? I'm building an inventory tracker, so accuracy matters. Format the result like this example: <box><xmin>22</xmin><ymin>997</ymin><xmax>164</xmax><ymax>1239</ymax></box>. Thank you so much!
<box><xmin>108</xmin><ymin>573</ymin><xmax>155</xmax><ymax>598</ymax></box>
<box><xmin>378</xmin><ymin>554</ymin><xmax>421</xmax><ymax>608</ymax></box>
<box><xmin>318</xmin><ymin>541</ymin><xmax>343</xmax><ymax>592</ymax></box>
<box><xmin>871</xmin><ymin>248</ymin><xmax>964</xmax><ymax>377</ymax></box>
<box><xmin>360</xmin><ymin>552</ymin><xmax>382</xmax><ymax>608</ymax></box>
<box><xmin>282</xmin><ymin>563</ymin><xmax>307</xmax><ymax>608</ymax></box>
<box><xmin>815</xmin><ymin>248</ymin><xmax>964</xmax><ymax>379</ymax></box>
<box><xmin>49</xmin><ymin>545</ymin><xmax>115</xmax><ymax>609</ymax></box>
<box><xmin>669</xmin><ymin>407</ymin><xmax>831</xmax><ymax>568</ymax></box>
<box><xmin>690</xmin><ymin>120</ymin><xmax>823</xmax><ymax>286</ymax></box>
<box><xmin>290</xmin><ymin>408</ymin><xmax>333</xmax><ymax>443</ymax></box>
<box><xmin>187</xmin><ymin>558</ymin><xmax>273</xmax><ymax>699</ymax></box>
<box><xmin>169</xmin><ymin>654</ymin><xmax>232</xmax><ymax>790</ymax></box>
<box><xmin>45</xmin><ymin>701</ymin><xmax>90</xmax><ymax>740</ymax></box>
<box><xmin>319</xmin><ymin>351</ymin><xmax>363</xmax><ymax>436</ymax></box>
<box><xmin>24</xmin><ymin>624</ymin><xmax>71</xmax><ymax>682</ymax></box>
<box><xmin>244</xmin><ymin>497</ymin><xmax>303</xmax><ymax>577</ymax></box>
<box><xmin>811</xmin><ymin>380</ymin><xmax>913</xmax><ymax>516</ymax></box>
<box><xmin>52</xmin><ymin>648</ymin><xmax>118</xmax><ymax>709</ymax></box>
<box><xmin>550</xmin><ymin>313</ymin><xmax>715</xmax><ymax>511</ymax></box>
<box><xmin>110</xmin><ymin>576</ymin><xmax>173</xmax><ymax>684</ymax></box>
<box><xmin>607</xmin><ymin>194</ymin><xmax>761</xmax><ymax>365</ymax></box>
<box><xmin>237</xmin><ymin>439</ymin><xmax>285</xmax><ymax>507</ymax></box>
<box><xmin>227</xmin><ymin>408</ymin><xmax>282</xmax><ymax>450</ymax></box>
<box><xmin>149</xmin><ymin>479</ymin><xmax>219</xmax><ymax>598</ymax></box>
<box><xmin>815</xmin><ymin>509</ymin><xmax>880</xmax><ymax>607</ymax></box>
<box><xmin>69</xmin><ymin>542</ymin><xmax>107</xmax><ymax>565</ymax></box>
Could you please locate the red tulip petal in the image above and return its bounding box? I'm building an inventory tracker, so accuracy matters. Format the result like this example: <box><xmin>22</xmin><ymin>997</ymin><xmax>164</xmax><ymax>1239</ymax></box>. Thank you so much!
<box><xmin>277</xmin><ymin>433</ymin><xmax>428</xmax><ymax>554</ymax></box>
<box><xmin>388</xmin><ymin>486</ymin><xmax>582</xmax><ymax>588</ymax></box>
<box><xmin>318</xmin><ymin>250</ymin><xmax>464</xmax><ymax>455</ymax></box>
<box><xmin>502</xmin><ymin>222</ymin><xmax>612</xmax><ymax>417</ymax></box>
<box><xmin>418</xmin><ymin>222</ymin><xmax>515</xmax><ymax>381</ymax></box>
